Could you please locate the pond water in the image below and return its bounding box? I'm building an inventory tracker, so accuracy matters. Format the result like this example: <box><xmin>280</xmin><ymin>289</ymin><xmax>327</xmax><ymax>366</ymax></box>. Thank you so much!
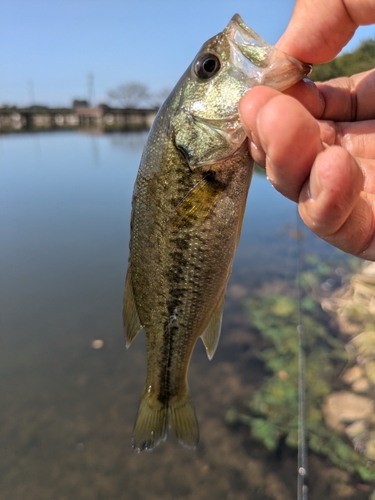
<box><xmin>0</xmin><ymin>132</ymin><xmax>371</xmax><ymax>500</ymax></box>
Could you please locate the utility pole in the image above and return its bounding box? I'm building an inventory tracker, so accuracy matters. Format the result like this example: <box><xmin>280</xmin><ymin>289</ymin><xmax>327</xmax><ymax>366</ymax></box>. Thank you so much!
<box><xmin>28</xmin><ymin>80</ymin><xmax>35</xmax><ymax>106</ymax></box>
<box><xmin>87</xmin><ymin>73</ymin><xmax>95</xmax><ymax>106</ymax></box>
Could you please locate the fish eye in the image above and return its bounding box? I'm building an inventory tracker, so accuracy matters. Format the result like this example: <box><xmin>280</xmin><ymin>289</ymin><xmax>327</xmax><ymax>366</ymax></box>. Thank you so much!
<box><xmin>194</xmin><ymin>53</ymin><xmax>221</xmax><ymax>80</ymax></box>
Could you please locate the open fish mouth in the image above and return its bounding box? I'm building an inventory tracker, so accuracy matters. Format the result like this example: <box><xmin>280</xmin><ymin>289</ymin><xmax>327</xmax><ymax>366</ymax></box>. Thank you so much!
<box><xmin>225</xmin><ymin>13</ymin><xmax>311</xmax><ymax>90</ymax></box>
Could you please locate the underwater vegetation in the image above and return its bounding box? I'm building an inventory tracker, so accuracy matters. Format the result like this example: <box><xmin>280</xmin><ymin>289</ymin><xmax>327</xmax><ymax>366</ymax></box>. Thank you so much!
<box><xmin>226</xmin><ymin>252</ymin><xmax>375</xmax><ymax>482</ymax></box>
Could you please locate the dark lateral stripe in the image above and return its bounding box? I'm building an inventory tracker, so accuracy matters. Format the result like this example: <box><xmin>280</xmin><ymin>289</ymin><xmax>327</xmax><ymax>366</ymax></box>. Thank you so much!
<box><xmin>157</xmin><ymin>232</ymin><xmax>190</xmax><ymax>405</ymax></box>
<box><xmin>157</xmin><ymin>321</ymin><xmax>178</xmax><ymax>405</ymax></box>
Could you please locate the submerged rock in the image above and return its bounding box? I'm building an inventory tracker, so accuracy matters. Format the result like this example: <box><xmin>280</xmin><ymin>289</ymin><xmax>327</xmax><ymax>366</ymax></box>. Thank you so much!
<box><xmin>352</xmin><ymin>377</ymin><xmax>371</xmax><ymax>393</ymax></box>
<box><xmin>342</xmin><ymin>365</ymin><xmax>363</xmax><ymax>385</ymax></box>
<box><xmin>323</xmin><ymin>391</ymin><xmax>373</xmax><ymax>430</ymax></box>
<box><xmin>320</xmin><ymin>260</ymin><xmax>375</xmax><ymax>468</ymax></box>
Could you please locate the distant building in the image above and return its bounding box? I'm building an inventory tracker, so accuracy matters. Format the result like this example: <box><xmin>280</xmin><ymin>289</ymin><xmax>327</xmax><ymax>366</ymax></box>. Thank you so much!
<box><xmin>0</xmin><ymin>104</ymin><xmax>157</xmax><ymax>132</ymax></box>
<box><xmin>74</xmin><ymin>105</ymin><xmax>156</xmax><ymax>129</ymax></box>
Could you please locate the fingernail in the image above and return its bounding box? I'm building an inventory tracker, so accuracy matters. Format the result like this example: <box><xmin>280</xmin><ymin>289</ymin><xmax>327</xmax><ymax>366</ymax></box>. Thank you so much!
<box><xmin>308</xmin><ymin>162</ymin><xmax>323</xmax><ymax>201</ymax></box>
<box><xmin>248</xmin><ymin>129</ymin><xmax>262</xmax><ymax>151</ymax></box>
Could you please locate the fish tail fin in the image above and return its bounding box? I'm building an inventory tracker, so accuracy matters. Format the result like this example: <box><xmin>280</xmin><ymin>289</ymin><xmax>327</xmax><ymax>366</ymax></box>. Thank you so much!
<box><xmin>132</xmin><ymin>391</ymin><xmax>199</xmax><ymax>452</ymax></box>
<box><xmin>132</xmin><ymin>394</ymin><xmax>168</xmax><ymax>452</ymax></box>
<box><xmin>168</xmin><ymin>393</ymin><xmax>199</xmax><ymax>449</ymax></box>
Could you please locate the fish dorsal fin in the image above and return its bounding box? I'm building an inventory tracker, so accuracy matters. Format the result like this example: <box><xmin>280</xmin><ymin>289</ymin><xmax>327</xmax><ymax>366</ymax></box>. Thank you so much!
<box><xmin>123</xmin><ymin>268</ymin><xmax>143</xmax><ymax>348</ymax></box>
<box><xmin>170</xmin><ymin>175</ymin><xmax>224</xmax><ymax>230</ymax></box>
<box><xmin>200</xmin><ymin>293</ymin><xmax>225</xmax><ymax>360</ymax></box>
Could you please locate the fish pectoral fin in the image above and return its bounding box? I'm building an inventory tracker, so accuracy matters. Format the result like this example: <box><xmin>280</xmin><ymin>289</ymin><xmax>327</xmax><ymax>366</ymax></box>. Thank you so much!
<box><xmin>132</xmin><ymin>391</ymin><xmax>199</xmax><ymax>452</ymax></box>
<box><xmin>200</xmin><ymin>293</ymin><xmax>225</xmax><ymax>360</ymax></box>
<box><xmin>123</xmin><ymin>268</ymin><xmax>142</xmax><ymax>348</ymax></box>
<box><xmin>170</xmin><ymin>175</ymin><xmax>224</xmax><ymax>230</ymax></box>
<box><xmin>173</xmin><ymin>111</ymin><xmax>236</xmax><ymax>168</ymax></box>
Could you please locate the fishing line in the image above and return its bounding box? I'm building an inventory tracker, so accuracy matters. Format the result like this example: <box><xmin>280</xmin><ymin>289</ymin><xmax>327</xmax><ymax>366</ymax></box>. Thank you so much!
<box><xmin>295</xmin><ymin>208</ymin><xmax>308</xmax><ymax>500</ymax></box>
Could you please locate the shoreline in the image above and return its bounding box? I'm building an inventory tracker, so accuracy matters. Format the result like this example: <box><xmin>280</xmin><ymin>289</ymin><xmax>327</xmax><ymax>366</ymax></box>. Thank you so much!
<box><xmin>0</xmin><ymin>105</ymin><xmax>157</xmax><ymax>133</ymax></box>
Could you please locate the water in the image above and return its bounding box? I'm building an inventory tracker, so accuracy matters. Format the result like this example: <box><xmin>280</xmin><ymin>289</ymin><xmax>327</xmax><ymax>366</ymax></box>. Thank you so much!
<box><xmin>0</xmin><ymin>132</ymin><xmax>366</xmax><ymax>500</ymax></box>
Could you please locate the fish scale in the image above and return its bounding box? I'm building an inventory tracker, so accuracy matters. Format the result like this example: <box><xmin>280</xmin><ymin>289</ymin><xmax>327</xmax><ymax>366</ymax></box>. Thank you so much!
<box><xmin>123</xmin><ymin>13</ymin><xmax>311</xmax><ymax>452</ymax></box>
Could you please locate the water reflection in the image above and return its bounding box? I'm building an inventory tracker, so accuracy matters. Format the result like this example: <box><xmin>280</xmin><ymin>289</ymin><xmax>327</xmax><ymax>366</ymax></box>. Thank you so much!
<box><xmin>1</xmin><ymin>132</ymin><xmax>371</xmax><ymax>500</ymax></box>
<box><xmin>110</xmin><ymin>130</ymin><xmax>149</xmax><ymax>152</ymax></box>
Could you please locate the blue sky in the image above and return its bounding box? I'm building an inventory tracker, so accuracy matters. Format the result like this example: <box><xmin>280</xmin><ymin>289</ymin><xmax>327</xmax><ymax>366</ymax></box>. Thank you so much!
<box><xmin>1</xmin><ymin>0</ymin><xmax>374</xmax><ymax>107</ymax></box>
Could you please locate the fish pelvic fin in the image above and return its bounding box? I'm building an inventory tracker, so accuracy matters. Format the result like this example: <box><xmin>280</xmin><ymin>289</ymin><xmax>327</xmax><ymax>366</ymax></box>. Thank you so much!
<box><xmin>132</xmin><ymin>391</ymin><xmax>199</xmax><ymax>452</ymax></box>
<box><xmin>123</xmin><ymin>268</ymin><xmax>142</xmax><ymax>348</ymax></box>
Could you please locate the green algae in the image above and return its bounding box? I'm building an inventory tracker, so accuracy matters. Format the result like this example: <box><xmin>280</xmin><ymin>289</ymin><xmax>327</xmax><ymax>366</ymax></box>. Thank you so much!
<box><xmin>226</xmin><ymin>253</ymin><xmax>375</xmax><ymax>483</ymax></box>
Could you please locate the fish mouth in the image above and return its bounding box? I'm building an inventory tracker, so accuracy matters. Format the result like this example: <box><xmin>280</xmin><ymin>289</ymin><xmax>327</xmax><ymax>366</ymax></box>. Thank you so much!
<box><xmin>225</xmin><ymin>14</ymin><xmax>312</xmax><ymax>91</ymax></box>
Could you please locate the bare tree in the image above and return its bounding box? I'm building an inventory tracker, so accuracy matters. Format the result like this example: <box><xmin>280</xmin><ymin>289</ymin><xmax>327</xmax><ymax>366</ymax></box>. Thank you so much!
<box><xmin>108</xmin><ymin>82</ymin><xmax>150</xmax><ymax>108</ymax></box>
<box><xmin>149</xmin><ymin>87</ymin><xmax>171</xmax><ymax>108</ymax></box>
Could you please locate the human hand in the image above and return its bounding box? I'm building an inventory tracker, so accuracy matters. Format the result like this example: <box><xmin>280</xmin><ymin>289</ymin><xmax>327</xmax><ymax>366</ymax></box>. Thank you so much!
<box><xmin>240</xmin><ymin>0</ymin><xmax>375</xmax><ymax>259</ymax></box>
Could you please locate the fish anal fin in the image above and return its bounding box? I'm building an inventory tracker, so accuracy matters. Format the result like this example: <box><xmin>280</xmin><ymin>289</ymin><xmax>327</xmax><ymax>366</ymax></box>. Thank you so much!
<box><xmin>170</xmin><ymin>176</ymin><xmax>223</xmax><ymax>230</ymax></box>
<box><xmin>200</xmin><ymin>294</ymin><xmax>225</xmax><ymax>360</ymax></box>
<box><xmin>123</xmin><ymin>268</ymin><xmax>142</xmax><ymax>348</ymax></box>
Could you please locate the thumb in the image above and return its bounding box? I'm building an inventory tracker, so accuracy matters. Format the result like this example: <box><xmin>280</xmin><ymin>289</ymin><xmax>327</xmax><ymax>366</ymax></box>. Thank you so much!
<box><xmin>277</xmin><ymin>0</ymin><xmax>375</xmax><ymax>63</ymax></box>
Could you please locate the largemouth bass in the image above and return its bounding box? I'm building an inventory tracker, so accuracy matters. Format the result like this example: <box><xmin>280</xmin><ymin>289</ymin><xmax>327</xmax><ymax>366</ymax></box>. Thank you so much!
<box><xmin>124</xmin><ymin>14</ymin><xmax>311</xmax><ymax>452</ymax></box>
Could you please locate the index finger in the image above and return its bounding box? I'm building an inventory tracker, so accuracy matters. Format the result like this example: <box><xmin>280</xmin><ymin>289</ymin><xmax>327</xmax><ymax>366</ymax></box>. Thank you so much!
<box><xmin>283</xmin><ymin>69</ymin><xmax>375</xmax><ymax>122</ymax></box>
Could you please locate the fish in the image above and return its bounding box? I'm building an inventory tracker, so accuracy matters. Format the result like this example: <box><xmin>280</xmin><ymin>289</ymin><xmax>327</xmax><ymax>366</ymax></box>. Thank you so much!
<box><xmin>123</xmin><ymin>13</ymin><xmax>311</xmax><ymax>452</ymax></box>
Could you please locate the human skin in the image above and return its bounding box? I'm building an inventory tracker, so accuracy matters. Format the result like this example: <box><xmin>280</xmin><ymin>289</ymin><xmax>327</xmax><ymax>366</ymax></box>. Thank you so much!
<box><xmin>239</xmin><ymin>0</ymin><xmax>375</xmax><ymax>259</ymax></box>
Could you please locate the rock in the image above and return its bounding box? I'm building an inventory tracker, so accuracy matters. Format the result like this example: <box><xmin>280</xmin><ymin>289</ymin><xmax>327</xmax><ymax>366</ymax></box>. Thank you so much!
<box><xmin>323</xmin><ymin>391</ymin><xmax>374</xmax><ymax>430</ymax></box>
<box><xmin>341</xmin><ymin>365</ymin><xmax>362</xmax><ymax>384</ymax></box>
<box><xmin>345</xmin><ymin>420</ymin><xmax>367</xmax><ymax>439</ymax></box>
<box><xmin>352</xmin><ymin>377</ymin><xmax>371</xmax><ymax>393</ymax></box>
<box><xmin>91</xmin><ymin>339</ymin><xmax>104</xmax><ymax>349</ymax></box>
<box><xmin>362</xmin><ymin>261</ymin><xmax>375</xmax><ymax>277</ymax></box>
<box><xmin>365</xmin><ymin>361</ymin><xmax>375</xmax><ymax>384</ymax></box>
<box><xmin>365</xmin><ymin>432</ymin><xmax>375</xmax><ymax>461</ymax></box>
<box><xmin>351</xmin><ymin>332</ymin><xmax>375</xmax><ymax>359</ymax></box>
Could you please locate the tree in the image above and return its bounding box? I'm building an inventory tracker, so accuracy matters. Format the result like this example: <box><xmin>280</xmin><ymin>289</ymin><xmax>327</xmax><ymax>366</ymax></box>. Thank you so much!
<box><xmin>149</xmin><ymin>87</ymin><xmax>171</xmax><ymax>108</ymax></box>
<box><xmin>107</xmin><ymin>82</ymin><xmax>150</xmax><ymax>108</ymax></box>
<box><xmin>72</xmin><ymin>99</ymin><xmax>89</xmax><ymax>108</ymax></box>
<box><xmin>310</xmin><ymin>38</ymin><xmax>375</xmax><ymax>82</ymax></box>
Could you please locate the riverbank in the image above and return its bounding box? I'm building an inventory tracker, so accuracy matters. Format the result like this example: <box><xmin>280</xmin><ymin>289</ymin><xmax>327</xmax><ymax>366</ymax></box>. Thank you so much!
<box><xmin>0</xmin><ymin>105</ymin><xmax>157</xmax><ymax>133</ymax></box>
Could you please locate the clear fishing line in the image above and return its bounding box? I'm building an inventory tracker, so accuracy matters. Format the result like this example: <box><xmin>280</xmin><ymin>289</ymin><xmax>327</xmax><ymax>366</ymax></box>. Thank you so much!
<box><xmin>296</xmin><ymin>208</ymin><xmax>308</xmax><ymax>500</ymax></box>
